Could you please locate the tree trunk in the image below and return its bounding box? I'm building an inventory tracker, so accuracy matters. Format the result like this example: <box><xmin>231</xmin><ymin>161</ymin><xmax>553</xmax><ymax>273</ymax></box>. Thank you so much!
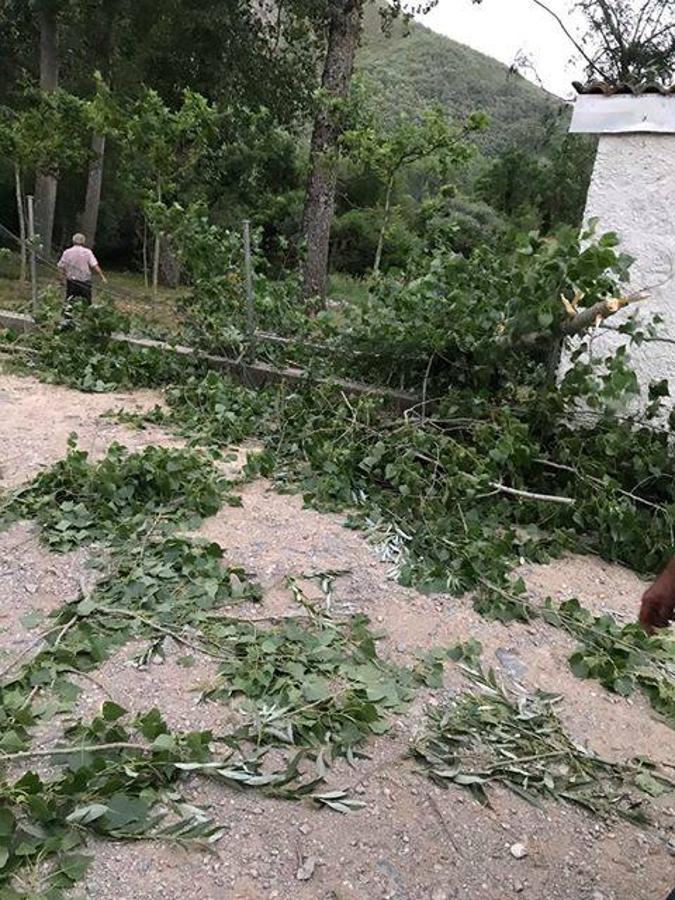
<box><xmin>373</xmin><ymin>174</ymin><xmax>394</xmax><ymax>277</ymax></box>
<box><xmin>34</xmin><ymin>3</ymin><xmax>59</xmax><ymax>258</ymax></box>
<box><xmin>301</xmin><ymin>0</ymin><xmax>363</xmax><ymax>307</ymax></box>
<box><xmin>152</xmin><ymin>181</ymin><xmax>162</xmax><ymax>298</ymax></box>
<box><xmin>14</xmin><ymin>165</ymin><xmax>27</xmax><ymax>284</ymax></box>
<box><xmin>159</xmin><ymin>237</ymin><xmax>181</xmax><ymax>288</ymax></box>
<box><xmin>153</xmin><ymin>233</ymin><xmax>161</xmax><ymax>298</ymax></box>
<box><xmin>142</xmin><ymin>218</ymin><xmax>149</xmax><ymax>290</ymax></box>
<box><xmin>80</xmin><ymin>133</ymin><xmax>106</xmax><ymax>244</ymax></box>
<box><xmin>78</xmin><ymin>2</ymin><xmax>116</xmax><ymax>246</ymax></box>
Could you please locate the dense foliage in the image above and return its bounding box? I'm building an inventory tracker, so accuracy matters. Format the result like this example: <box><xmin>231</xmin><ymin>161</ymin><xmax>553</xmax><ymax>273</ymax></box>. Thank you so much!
<box><xmin>0</xmin><ymin>0</ymin><xmax>592</xmax><ymax>282</ymax></box>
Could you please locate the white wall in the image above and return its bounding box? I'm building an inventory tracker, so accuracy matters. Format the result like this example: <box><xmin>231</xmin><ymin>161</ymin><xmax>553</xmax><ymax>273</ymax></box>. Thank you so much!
<box><xmin>562</xmin><ymin>132</ymin><xmax>675</xmax><ymax>397</ymax></box>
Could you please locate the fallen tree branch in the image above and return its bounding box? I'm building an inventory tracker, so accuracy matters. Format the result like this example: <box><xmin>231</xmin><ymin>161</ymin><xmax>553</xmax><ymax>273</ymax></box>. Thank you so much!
<box><xmin>0</xmin><ymin>621</ymin><xmax>68</xmax><ymax>681</ymax></box>
<box><xmin>561</xmin><ymin>293</ymin><xmax>647</xmax><ymax>337</ymax></box>
<box><xmin>488</xmin><ymin>482</ymin><xmax>575</xmax><ymax>505</ymax></box>
<box><xmin>94</xmin><ymin>605</ymin><xmax>226</xmax><ymax>660</ymax></box>
<box><xmin>535</xmin><ymin>458</ymin><xmax>666</xmax><ymax>512</ymax></box>
<box><xmin>498</xmin><ymin>289</ymin><xmax>650</xmax><ymax>348</ymax></box>
<box><xmin>0</xmin><ymin>742</ymin><xmax>151</xmax><ymax>761</ymax></box>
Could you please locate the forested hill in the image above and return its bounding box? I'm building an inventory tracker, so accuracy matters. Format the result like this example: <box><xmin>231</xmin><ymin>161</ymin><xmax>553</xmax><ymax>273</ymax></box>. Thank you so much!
<box><xmin>358</xmin><ymin>6</ymin><xmax>569</xmax><ymax>151</ymax></box>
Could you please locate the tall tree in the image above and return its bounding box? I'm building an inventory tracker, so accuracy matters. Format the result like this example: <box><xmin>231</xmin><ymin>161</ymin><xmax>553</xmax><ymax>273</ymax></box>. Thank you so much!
<box><xmin>300</xmin><ymin>0</ymin><xmax>441</xmax><ymax>306</ymax></box>
<box><xmin>119</xmin><ymin>88</ymin><xmax>218</xmax><ymax>294</ymax></box>
<box><xmin>76</xmin><ymin>2</ymin><xmax>123</xmax><ymax>243</ymax></box>
<box><xmin>344</xmin><ymin>107</ymin><xmax>486</xmax><ymax>275</ymax></box>
<box><xmin>301</xmin><ymin>0</ymin><xmax>363</xmax><ymax>304</ymax></box>
<box><xmin>32</xmin><ymin>0</ymin><xmax>61</xmax><ymax>255</ymax></box>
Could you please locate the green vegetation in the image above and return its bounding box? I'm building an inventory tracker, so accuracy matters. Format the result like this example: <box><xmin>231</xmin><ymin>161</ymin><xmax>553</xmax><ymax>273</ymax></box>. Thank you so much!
<box><xmin>0</xmin><ymin>2</ymin><xmax>674</xmax><ymax>894</ymax></box>
<box><xmin>2</xmin><ymin>438</ymin><xmax>228</xmax><ymax>549</ymax></box>
<box><xmin>413</xmin><ymin>665</ymin><xmax>674</xmax><ymax>820</ymax></box>
<box><xmin>359</xmin><ymin>6</ymin><xmax>566</xmax><ymax>153</ymax></box>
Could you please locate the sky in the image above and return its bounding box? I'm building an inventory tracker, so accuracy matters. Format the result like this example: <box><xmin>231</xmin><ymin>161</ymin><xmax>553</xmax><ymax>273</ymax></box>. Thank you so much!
<box><xmin>416</xmin><ymin>0</ymin><xmax>587</xmax><ymax>99</ymax></box>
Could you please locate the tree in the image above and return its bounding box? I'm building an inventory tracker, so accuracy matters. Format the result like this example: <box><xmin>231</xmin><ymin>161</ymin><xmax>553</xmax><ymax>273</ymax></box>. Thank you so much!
<box><xmin>0</xmin><ymin>108</ymin><xmax>30</xmax><ymax>282</ymax></box>
<box><xmin>74</xmin><ymin>1</ymin><xmax>125</xmax><ymax>243</ymax></box>
<box><xmin>0</xmin><ymin>88</ymin><xmax>91</xmax><ymax>270</ymax></box>
<box><xmin>32</xmin><ymin>0</ymin><xmax>63</xmax><ymax>256</ymax></box>
<box><xmin>119</xmin><ymin>88</ymin><xmax>218</xmax><ymax>294</ymax></box>
<box><xmin>301</xmin><ymin>0</ymin><xmax>363</xmax><ymax>306</ymax></box>
<box><xmin>531</xmin><ymin>0</ymin><xmax>674</xmax><ymax>84</ymax></box>
<box><xmin>345</xmin><ymin>107</ymin><xmax>487</xmax><ymax>275</ymax></box>
<box><xmin>299</xmin><ymin>0</ymin><xmax>442</xmax><ymax>306</ymax></box>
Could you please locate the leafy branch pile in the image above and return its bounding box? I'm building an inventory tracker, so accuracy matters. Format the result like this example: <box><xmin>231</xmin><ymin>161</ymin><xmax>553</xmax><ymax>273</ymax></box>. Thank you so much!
<box><xmin>1</xmin><ymin>438</ymin><xmax>228</xmax><ymax>550</ymax></box>
<box><xmin>464</xmin><ymin>580</ymin><xmax>675</xmax><ymax>728</ymax></box>
<box><xmin>0</xmin><ymin>427</ymin><xmax>672</xmax><ymax>894</ymax></box>
<box><xmin>543</xmin><ymin>599</ymin><xmax>675</xmax><ymax>728</ymax></box>
<box><xmin>204</xmin><ymin>606</ymin><xmax>413</xmax><ymax>754</ymax></box>
<box><xmin>0</xmin><ymin>440</ymin><xmax>419</xmax><ymax>894</ymax></box>
<box><xmin>4</xmin><ymin>304</ymin><xmax>200</xmax><ymax>394</ymax></box>
<box><xmin>412</xmin><ymin>666</ymin><xmax>674</xmax><ymax>821</ymax></box>
<box><xmin>144</xmin><ymin>368</ymin><xmax>675</xmax><ymax>595</ymax></box>
<box><xmin>0</xmin><ymin>706</ymin><xmax>219</xmax><ymax>895</ymax></box>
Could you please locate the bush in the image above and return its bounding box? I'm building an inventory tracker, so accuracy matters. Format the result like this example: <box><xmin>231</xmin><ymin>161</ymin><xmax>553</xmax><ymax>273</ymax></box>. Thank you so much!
<box><xmin>330</xmin><ymin>208</ymin><xmax>420</xmax><ymax>276</ymax></box>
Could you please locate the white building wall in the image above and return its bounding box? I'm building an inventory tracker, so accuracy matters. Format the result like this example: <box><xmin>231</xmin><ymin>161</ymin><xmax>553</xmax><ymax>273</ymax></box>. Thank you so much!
<box><xmin>562</xmin><ymin>133</ymin><xmax>675</xmax><ymax>395</ymax></box>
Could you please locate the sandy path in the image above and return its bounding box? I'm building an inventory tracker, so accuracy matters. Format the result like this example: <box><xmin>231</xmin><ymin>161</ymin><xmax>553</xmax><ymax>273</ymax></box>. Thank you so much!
<box><xmin>0</xmin><ymin>370</ymin><xmax>673</xmax><ymax>900</ymax></box>
<box><xmin>0</xmin><ymin>372</ymin><xmax>177</xmax><ymax>489</ymax></box>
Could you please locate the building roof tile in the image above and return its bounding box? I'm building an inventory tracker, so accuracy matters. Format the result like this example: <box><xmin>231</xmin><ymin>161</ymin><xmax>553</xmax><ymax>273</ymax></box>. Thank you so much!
<box><xmin>573</xmin><ymin>80</ymin><xmax>675</xmax><ymax>96</ymax></box>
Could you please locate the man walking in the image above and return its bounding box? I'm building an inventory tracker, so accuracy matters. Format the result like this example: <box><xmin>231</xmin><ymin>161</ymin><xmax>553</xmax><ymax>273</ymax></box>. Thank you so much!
<box><xmin>57</xmin><ymin>233</ymin><xmax>107</xmax><ymax>325</ymax></box>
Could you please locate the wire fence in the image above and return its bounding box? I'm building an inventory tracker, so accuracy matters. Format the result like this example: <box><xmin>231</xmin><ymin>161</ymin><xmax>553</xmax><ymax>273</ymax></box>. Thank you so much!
<box><xmin>0</xmin><ymin>220</ymin><xmax>183</xmax><ymax>330</ymax></box>
<box><xmin>0</xmin><ymin>216</ymin><xmax>438</xmax><ymax>402</ymax></box>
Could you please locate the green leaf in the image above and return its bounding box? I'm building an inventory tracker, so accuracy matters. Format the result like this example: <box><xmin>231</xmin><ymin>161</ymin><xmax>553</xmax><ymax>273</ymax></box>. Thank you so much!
<box><xmin>634</xmin><ymin>772</ymin><xmax>668</xmax><ymax>797</ymax></box>
<box><xmin>101</xmin><ymin>701</ymin><xmax>127</xmax><ymax>722</ymax></box>
<box><xmin>20</xmin><ymin>610</ymin><xmax>43</xmax><ymax>630</ymax></box>
<box><xmin>66</xmin><ymin>804</ymin><xmax>109</xmax><ymax>825</ymax></box>
<box><xmin>152</xmin><ymin>733</ymin><xmax>177</xmax><ymax>752</ymax></box>
<box><xmin>58</xmin><ymin>853</ymin><xmax>92</xmax><ymax>883</ymax></box>
<box><xmin>302</xmin><ymin>676</ymin><xmax>331</xmax><ymax>703</ymax></box>
<box><xmin>102</xmin><ymin>794</ymin><xmax>149</xmax><ymax>830</ymax></box>
<box><xmin>76</xmin><ymin>597</ymin><xmax>96</xmax><ymax>616</ymax></box>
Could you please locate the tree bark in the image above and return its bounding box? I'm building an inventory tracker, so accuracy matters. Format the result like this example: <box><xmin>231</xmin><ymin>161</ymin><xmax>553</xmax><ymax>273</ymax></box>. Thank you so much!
<box><xmin>153</xmin><ymin>233</ymin><xmax>161</xmax><ymax>298</ymax></box>
<box><xmin>373</xmin><ymin>174</ymin><xmax>395</xmax><ymax>277</ymax></box>
<box><xmin>159</xmin><ymin>237</ymin><xmax>181</xmax><ymax>288</ymax></box>
<box><xmin>152</xmin><ymin>180</ymin><xmax>162</xmax><ymax>297</ymax></box>
<box><xmin>301</xmin><ymin>0</ymin><xmax>363</xmax><ymax>307</ymax></box>
<box><xmin>34</xmin><ymin>2</ymin><xmax>59</xmax><ymax>257</ymax></box>
<box><xmin>560</xmin><ymin>295</ymin><xmax>639</xmax><ymax>336</ymax></box>
<box><xmin>142</xmin><ymin>217</ymin><xmax>149</xmax><ymax>289</ymax></box>
<box><xmin>78</xmin><ymin>2</ymin><xmax>116</xmax><ymax>245</ymax></box>
<box><xmin>80</xmin><ymin>133</ymin><xmax>106</xmax><ymax>244</ymax></box>
<box><xmin>14</xmin><ymin>165</ymin><xmax>27</xmax><ymax>284</ymax></box>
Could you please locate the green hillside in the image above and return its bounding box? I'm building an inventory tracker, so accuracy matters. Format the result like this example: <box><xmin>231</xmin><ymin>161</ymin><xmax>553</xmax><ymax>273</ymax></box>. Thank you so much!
<box><xmin>358</xmin><ymin>6</ymin><xmax>570</xmax><ymax>151</ymax></box>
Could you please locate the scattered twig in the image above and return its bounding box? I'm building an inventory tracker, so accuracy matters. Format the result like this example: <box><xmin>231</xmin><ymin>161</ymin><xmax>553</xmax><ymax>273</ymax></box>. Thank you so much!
<box><xmin>427</xmin><ymin>791</ymin><xmax>463</xmax><ymax>856</ymax></box>
<box><xmin>0</xmin><ymin>621</ymin><xmax>67</xmax><ymax>681</ymax></box>
<box><xmin>488</xmin><ymin>482</ymin><xmax>575</xmax><ymax>506</ymax></box>
<box><xmin>94</xmin><ymin>605</ymin><xmax>226</xmax><ymax>660</ymax></box>
<box><xmin>0</xmin><ymin>741</ymin><xmax>151</xmax><ymax>762</ymax></box>
<box><xmin>535</xmin><ymin>458</ymin><xmax>665</xmax><ymax>512</ymax></box>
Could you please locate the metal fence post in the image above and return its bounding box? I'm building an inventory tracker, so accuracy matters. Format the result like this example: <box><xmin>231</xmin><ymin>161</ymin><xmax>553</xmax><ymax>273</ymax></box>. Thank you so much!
<box><xmin>27</xmin><ymin>195</ymin><xmax>38</xmax><ymax>315</ymax></box>
<box><xmin>242</xmin><ymin>220</ymin><xmax>256</xmax><ymax>358</ymax></box>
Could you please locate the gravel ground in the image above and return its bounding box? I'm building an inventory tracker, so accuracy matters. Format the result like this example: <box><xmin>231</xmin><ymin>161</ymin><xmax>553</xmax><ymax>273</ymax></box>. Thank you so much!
<box><xmin>0</xmin><ymin>369</ymin><xmax>674</xmax><ymax>900</ymax></box>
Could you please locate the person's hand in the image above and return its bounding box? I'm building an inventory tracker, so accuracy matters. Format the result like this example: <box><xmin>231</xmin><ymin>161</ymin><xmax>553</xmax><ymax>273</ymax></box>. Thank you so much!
<box><xmin>639</xmin><ymin>560</ymin><xmax>675</xmax><ymax>633</ymax></box>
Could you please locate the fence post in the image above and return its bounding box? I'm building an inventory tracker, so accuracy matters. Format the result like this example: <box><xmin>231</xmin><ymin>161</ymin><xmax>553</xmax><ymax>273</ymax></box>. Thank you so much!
<box><xmin>242</xmin><ymin>220</ymin><xmax>256</xmax><ymax>358</ymax></box>
<box><xmin>27</xmin><ymin>195</ymin><xmax>38</xmax><ymax>315</ymax></box>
